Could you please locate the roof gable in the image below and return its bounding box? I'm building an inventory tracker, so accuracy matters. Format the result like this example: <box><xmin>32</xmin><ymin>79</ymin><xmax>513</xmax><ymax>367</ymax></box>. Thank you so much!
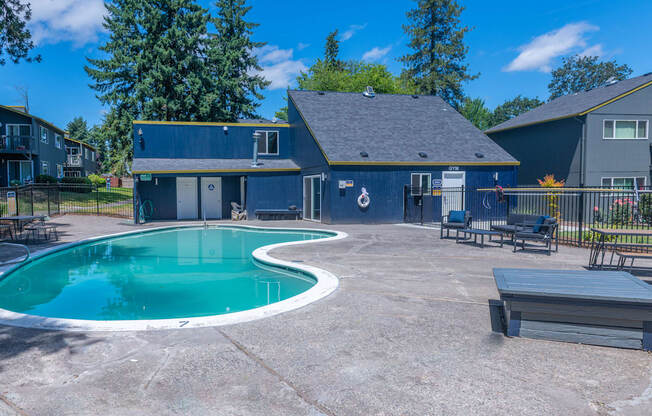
<box><xmin>486</xmin><ymin>73</ymin><xmax>652</xmax><ymax>133</ymax></box>
<box><xmin>288</xmin><ymin>90</ymin><xmax>517</xmax><ymax>165</ymax></box>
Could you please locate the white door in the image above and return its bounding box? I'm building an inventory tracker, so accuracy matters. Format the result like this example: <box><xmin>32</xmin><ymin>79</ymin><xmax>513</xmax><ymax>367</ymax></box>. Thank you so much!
<box><xmin>201</xmin><ymin>177</ymin><xmax>222</xmax><ymax>219</ymax></box>
<box><xmin>303</xmin><ymin>175</ymin><xmax>321</xmax><ymax>221</ymax></box>
<box><xmin>176</xmin><ymin>177</ymin><xmax>198</xmax><ymax>220</ymax></box>
<box><xmin>442</xmin><ymin>171</ymin><xmax>466</xmax><ymax>216</ymax></box>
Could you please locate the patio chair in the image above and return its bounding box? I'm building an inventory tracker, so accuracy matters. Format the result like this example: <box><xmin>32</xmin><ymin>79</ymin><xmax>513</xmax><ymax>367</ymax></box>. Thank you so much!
<box><xmin>0</xmin><ymin>224</ymin><xmax>13</xmax><ymax>241</ymax></box>
<box><xmin>23</xmin><ymin>223</ymin><xmax>58</xmax><ymax>243</ymax></box>
<box><xmin>490</xmin><ymin>214</ymin><xmax>540</xmax><ymax>239</ymax></box>
<box><xmin>513</xmin><ymin>217</ymin><xmax>558</xmax><ymax>255</ymax></box>
<box><xmin>231</xmin><ymin>202</ymin><xmax>247</xmax><ymax>221</ymax></box>
<box><xmin>440</xmin><ymin>210</ymin><xmax>471</xmax><ymax>239</ymax></box>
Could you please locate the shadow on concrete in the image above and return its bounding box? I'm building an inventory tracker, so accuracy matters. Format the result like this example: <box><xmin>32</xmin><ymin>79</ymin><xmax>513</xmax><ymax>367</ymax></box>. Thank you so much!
<box><xmin>0</xmin><ymin>326</ymin><xmax>101</xmax><ymax>371</ymax></box>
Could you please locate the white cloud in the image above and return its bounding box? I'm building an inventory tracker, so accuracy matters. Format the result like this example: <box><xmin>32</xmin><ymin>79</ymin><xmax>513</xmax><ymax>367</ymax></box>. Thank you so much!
<box><xmin>362</xmin><ymin>45</ymin><xmax>392</xmax><ymax>62</ymax></box>
<box><xmin>254</xmin><ymin>46</ymin><xmax>307</xmax><ymax>90</ymax></box>
<box><xmin>579</xmin><ymin>44</ymin><xmax>604</xmax><ymax>57</ymax></box>
<box><xmin>504</xmin><ymin>22</ymin><xmax>599</xmax><ymax>72</ymax></box>
<box><xmin>340</xmin><ymin>24</ymin><xmax>366</xmax><ymax>41</ymax></box>
<box><xmin>28</xmin><ymin>0</ymin><xmax>106</xmax><ymax>46</ymax></box>
<box><xmin>297</xmin><ymin>42</ymin><xmax>310</xmax><ymax>51</ymax></box>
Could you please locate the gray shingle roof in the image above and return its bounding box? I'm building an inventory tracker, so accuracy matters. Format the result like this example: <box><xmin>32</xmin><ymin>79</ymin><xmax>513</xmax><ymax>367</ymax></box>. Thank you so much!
<box><xmin>132</xmin><ymin>158</ymin><xmax>299</xmax><ymax>172</ymax></box>
<box><xmin>288</xmin><ymin>90</ymin><xmax>517</xmax><ymax>164</ymax></box>
<box><xmin>486</xmin><ymin>73</ymin><xmax>652</xmax><ymax>133</ymax></box>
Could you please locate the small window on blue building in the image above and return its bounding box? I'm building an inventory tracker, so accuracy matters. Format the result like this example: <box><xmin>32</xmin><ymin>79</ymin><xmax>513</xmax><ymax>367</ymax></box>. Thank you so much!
<box><xmin>256</xmin><ymin>131</ymin><xmax>279</xmax><ymax>155</ymax></box>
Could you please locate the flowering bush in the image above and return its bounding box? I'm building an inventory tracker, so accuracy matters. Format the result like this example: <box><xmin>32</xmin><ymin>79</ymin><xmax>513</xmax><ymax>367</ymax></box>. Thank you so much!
<box><xmin>609</xmin><ymin>198</ymin><xmax>633</xmax><ymax>226</ymax></box>
<box><xmin>537</xmin><ymin>174</ymin><xmax>564</xmax><ymax>219</ymax></box>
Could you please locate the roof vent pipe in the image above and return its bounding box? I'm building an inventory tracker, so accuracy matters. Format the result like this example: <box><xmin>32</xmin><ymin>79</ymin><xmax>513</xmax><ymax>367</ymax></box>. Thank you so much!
<box><xmin>362</xmin><ymin>86</ymin><xmax>375</xmax><ymax>98</ymax></box>
<box><xmin>252</xmin><ymin>131</ymin><xmax>262</xmax><ymax>167</ymax></box>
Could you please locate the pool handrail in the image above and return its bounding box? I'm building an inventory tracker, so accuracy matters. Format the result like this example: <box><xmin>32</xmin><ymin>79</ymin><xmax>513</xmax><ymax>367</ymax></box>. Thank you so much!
<box><xmin>0</xmin><ymin>242</ymin><xmax>30</xmax><ymax>266</ymax></box>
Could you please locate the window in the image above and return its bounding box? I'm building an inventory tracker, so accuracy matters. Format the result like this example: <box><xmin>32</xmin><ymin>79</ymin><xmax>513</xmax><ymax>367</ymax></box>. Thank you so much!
<box><xmin>56</xmin><ymin>164</ymin><xmax>63</xmax><ymax>178</ymax></box>
<box><xmin>65</xmin><ymin>170</ymin><xmax>81</xmax><ymax>178</ymax></box>
<box><xmin>601</xmin><ymin>177</ymin><xmax>646</xmax><ymax>189</ymax></box>
<box><xmin>91</xmin><ymin>151</ymin><xmax>96</xmax><ymax>161</ymax></box>
<box><xmin>603</xmin><ymin>120</ymin><xmax>648</xmax><ymax>139</ymax></box>
<box><xmin>6</xmin><ymin>124</ymin><xmax>31</xmax><ymax>137</ymax></box>
<box><xmin>54</xmin><ymin>134</ymin><xmax>62</xmax><ymax>149</ymax></box>
<box><xmin>85</xmin><ymin>148</ymin><xmax>90</xmax><ymax>159</ymax></box>
<box><xmin>41</xmin><ymin>161</ymin><xmax>49</xmax><ymax>175</ymax></box>
<box><xmin>411</xmin><ymin>173</ymin><xmax>432</xmax><ymax>196</ymax></box>
<box><xmin>256</xmin><ymin>131</ymin><xmax>279</xmax><ymax>155</ymax></box>
<box><xmin>40</xmin><ymin>126</ymin><xmax>49</xmax><ymax>143</ymax></box>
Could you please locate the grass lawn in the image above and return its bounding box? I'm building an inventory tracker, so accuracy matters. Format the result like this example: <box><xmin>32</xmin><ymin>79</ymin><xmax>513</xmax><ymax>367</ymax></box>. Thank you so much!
<box><xmin>60</xmin><ymin>187</ymin><xmax>133</xmax><ymax>207</ymax></box>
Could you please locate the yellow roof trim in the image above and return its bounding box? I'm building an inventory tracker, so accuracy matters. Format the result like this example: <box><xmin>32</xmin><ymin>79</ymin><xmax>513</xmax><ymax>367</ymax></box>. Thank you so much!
<box><xmin>329</xmin><ymin>161</ymin><xmax>519</xmax><ymax>166</ymax></box>
<box><xmin>0</xmin><ymin>105</ymin><xmax>66</xmax><ymax>135</ymax></box>
<box><xmin>579</xmin><ymin>79</ymin><xmax>652</xmax><ymax>115</ymax></box>
<box><xmin>133</xmin><ymin>168</ymin><xmax>301</xmax><ymax>174</ymax></box>
<box><xmin>133</xmin><ymin>120</ymin><xmax>290</xmax><ymax>128</ymax></box>
<box><xmin>287</xmin><ymin>94</ymin><xmax>332</xmax><ymax>164</ymax></box>
<box><xmin>487</xmin><ymin>79</ymin><xmax>652</xmax><ymax>134</ymax></box>
<box><xmin>485</xmin><ymin>114</ymin><xmax>579</xmax><ymax>134</ymax></box>
<box><xmin>64</xmin><ymin>136</ymin><xmax>97</xmax><ymax>151</ymax></box>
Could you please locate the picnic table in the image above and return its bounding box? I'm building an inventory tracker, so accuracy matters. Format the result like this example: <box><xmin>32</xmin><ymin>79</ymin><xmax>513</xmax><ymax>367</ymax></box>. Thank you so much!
<box><xmin>589</xmin><ymin>228</ymin><xmax>652</xmax><ymax>269</ymax></box>
<box><xmin>0</xmin><ymin>215</ymin><xmax>46</xmax><ymax>236</ymax></box>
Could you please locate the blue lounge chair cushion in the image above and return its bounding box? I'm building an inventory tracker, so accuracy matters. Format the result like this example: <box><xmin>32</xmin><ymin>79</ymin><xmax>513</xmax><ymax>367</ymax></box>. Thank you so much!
<box><xmin>449</xmin><ymin>210</ymin><xmax>465</xmax><ymax>223</ymax></box>
<box><xmin>532</xmin><ymin>215</ymin><xmax>549</xmax><ymax>233</ymax></box>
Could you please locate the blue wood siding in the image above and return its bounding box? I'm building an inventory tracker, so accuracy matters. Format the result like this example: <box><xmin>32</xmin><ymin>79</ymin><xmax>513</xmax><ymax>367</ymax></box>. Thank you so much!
<box><xmin>137</xmin><ymin>177</ymin><xmax>177</xmax><ymax>219</ymax></box>
<box><xmin>245</xmin><ymin>173</ymin><xmax>301</xmax><ymax>214</ymax></box>
<box><xmin>134</xmin><ymin>123</ymin><xmax>291</xmax><ymax>160</ymax></box>
<box><xmin>288</xmin><ymin>98</ymin><xmax>329</xmax><ymax>169</ymax></box>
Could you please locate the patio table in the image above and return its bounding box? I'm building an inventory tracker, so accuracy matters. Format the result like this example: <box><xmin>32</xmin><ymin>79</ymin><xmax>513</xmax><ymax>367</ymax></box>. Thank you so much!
<box><xmin>0</xmin><ymin>215</ymin><xmax>46</xmax><ymax>236</ymax></box>
<box><xmin>456</xmin><ymin>228</ymin><xmax>504</xmax><ymax>248</ymax></box>
<box><xmin>589</xmin><ymin>228</ymin><xmax>652</xmax><ymax>269</ymax></box>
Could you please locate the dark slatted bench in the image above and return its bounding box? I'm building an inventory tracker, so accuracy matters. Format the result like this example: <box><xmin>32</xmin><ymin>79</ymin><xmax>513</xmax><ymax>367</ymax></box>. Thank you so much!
<box><xmin>255</xmin><ymin>209</ymin><xmax>302</xmax><ymax>221</ymax></box>
<box><xmin>492</xmin><ymin>268</ymin><xmax>652</xmax><ymax>351</ymax></box>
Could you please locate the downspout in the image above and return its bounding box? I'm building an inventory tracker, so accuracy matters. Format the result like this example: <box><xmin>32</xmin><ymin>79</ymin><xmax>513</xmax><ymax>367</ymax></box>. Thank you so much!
<box><xmin>573</xmin><ymin>116</ymin><xmax>587</xmax><ymax>187</ymax></box>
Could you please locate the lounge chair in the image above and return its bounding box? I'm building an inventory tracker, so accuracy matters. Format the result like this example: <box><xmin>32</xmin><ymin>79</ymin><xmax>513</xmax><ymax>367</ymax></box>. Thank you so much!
<box><xmin>513</xmin><ymin>217</ymin><xmax>558</xmax><ymax>255</ymax></box>
<box><xmin>490</xmin><ymin>214</ymin><xmax>541</xmax><ymax>237</ymax></box>
<box><xmin>231</xmin><ymin>202</ymin><xmax>247</xmax><ymax>221</ymax></box>
<box><xmin>440</xmin><ymin>210</ymin><xmax>471</xmax><ymax>239</ymax></box>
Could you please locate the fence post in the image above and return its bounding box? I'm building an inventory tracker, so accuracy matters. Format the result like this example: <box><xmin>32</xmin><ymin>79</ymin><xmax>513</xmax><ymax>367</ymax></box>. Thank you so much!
<box><xmin>30</xmin><ymin>185</ymin><xmax>34</xmax><ymax>216</ymax></box>
<box><xmin>578</xmin><ymin>188</ymin><xmax>585</xmax><ymax>247</ymax></box>
<box><xmin>57</xmin><ymin>184</ymin><xmax>61</xmax><ymax>215</ymax></box>
<box><xmin>96</xmin><ymin>185</ymin><xmax>100</xmax><ymax>215</ymax></box>
<box><xmin>47</xmin><ymin>186</ymin><xmax>51</xmax><ymax>216</ymax></box>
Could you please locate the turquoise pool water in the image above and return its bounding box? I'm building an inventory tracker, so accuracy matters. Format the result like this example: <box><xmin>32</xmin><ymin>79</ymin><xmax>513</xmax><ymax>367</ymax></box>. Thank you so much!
<box><xmin>0</xmin><ymin>227</ymin><xmax>331</xmax><ymax>321</ymax></box>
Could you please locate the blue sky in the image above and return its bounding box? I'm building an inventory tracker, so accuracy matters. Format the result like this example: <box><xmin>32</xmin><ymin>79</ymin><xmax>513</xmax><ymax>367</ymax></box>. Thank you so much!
<box><xmin>1</xmin><ymin>0</ymin><xmax>651</xmax><ymax>129</ymax></box>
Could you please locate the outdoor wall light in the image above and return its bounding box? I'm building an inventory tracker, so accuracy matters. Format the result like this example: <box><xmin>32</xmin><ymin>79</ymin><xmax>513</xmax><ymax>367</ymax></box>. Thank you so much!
<box><xmin>155</xmin><ymin>178</ymin><xmax>159</xmax><ymax>186</ymax></box>
<box><xmin>138</xmin><ymin>129</ymin><xmax>145</xmax><ymax>150</ymax></box>
<box><xmin>223</xmin><ymin>126</ymin><xmax>228</xmax><ymax>134</ymax></box>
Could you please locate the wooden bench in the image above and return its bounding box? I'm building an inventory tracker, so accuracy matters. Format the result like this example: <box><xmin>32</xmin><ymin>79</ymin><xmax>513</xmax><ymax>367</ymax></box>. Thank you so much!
<box><xmin>255</xmin><ymin>209</ymin><xmax>302</xmax><ymax>221</ymax></box>
<box><xmin>493</xmin><ymin>268</ymin><xmax>652</xmax><ymax>351</ymax></box>
<box><xmin>616</xmin><ymin>251</ymin><xmax>652</xmax><ymax>270</ymax></box>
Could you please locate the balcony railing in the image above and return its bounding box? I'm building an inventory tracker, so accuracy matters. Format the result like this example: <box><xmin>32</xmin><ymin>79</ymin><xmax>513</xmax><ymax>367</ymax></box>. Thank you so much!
<box><xmin>0</xmin><ymin>135</ymin><xmax>33</xmax><ymax>152</ymax></box>
<box><xmin>65</xmin><ymin>155</ymin><xmax>82</xmax><ymax>167</ymax></box>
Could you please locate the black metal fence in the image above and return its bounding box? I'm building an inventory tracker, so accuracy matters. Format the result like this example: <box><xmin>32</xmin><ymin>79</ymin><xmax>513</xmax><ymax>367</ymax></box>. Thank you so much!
<box><xmin>0</xmin><ymin>184</ymin><xmax>134</xmax><ymax>219</ymax></box>
<box><xmin>405</xmin><ymin>185</ymin><xmax>652</xmax><ymax>247</ymax></box>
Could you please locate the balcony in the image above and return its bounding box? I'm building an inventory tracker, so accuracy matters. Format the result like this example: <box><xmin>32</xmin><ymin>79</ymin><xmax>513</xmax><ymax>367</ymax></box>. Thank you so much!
<box><xmin>65</xmin><ymin>155</ymin><xmax>82</xmax><ymax>167</ymax></box>
<box><xmin>0</xmin><ymin>135</ymin><xmax>33</xmax><ymax>152</ymax></box>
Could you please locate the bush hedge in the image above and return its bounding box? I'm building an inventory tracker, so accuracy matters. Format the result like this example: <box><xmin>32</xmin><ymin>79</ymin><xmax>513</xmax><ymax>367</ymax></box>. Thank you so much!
<box><xmin>35</xmin><ymin>174</ymin><xmax>58</xmax><ymax>184</ymax></box>
<box><xmin>60</xmin><ymin>176</ymin><xmax>93</xmax><ymax>193</ymax></box>
<box><xmin>88</xmin><ymin>174</ymin><xmax>106</xmax><ymax>186</ymax></box>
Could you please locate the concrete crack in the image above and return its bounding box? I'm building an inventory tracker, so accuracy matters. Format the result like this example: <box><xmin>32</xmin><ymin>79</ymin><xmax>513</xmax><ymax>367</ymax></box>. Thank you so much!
<box><xmin>0</xmin><ymin>393</ymin><xmax>29</xmax><ymax>416</ymax></box>
<box><xmin>217</xmin><ymin>329</ymin><xmax>337</xmax><ymax>416</ymax></box>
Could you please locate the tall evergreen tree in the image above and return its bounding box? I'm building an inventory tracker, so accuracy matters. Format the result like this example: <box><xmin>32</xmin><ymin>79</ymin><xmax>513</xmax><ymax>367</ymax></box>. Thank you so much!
<box><xmin>66</xmin><ymin>117</ymin><xmax>90</xmax><ymax>143</ymax></box>
<box><xmin>0</xmin><ymin>0</ymin><xmax>40</xmax><ymax>65</ymax></box>
<box><xmin>399</xmin><ymin>0</ymin><xmax>478</xmax><ymax>107</ymax></box>
<box><xmin>324</xmin><ymin>29</ymin><xmax>342</xmax><ymax>70</ymax></box>
<box><xmin>548</xmin><ymin>55</ymin><xmax>633</xmax><ymax>100</ymax></box>
<box><xmin>206</xmin><ymin>0</ymin><xmax>270</xmax><ymax>121</ymax></box>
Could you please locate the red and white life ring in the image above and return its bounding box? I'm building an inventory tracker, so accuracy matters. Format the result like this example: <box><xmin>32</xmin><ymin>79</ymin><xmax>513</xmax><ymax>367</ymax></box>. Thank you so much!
<box><xmin>357</xmin><ymin>187</ymin><xmax>370</xmax><ymax>209</ymax></box>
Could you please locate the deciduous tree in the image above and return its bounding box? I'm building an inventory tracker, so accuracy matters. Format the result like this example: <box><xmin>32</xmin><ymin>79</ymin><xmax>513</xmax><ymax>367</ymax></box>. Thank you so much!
<box><xmin>548</xmin><ymin>55</ymin><xmax>633</xmax><ymax>100</ymax></box>
<box><xmin>489</xmin><ymin>95</ymin><xmax>543</xmax><ymax>128</ymax></box>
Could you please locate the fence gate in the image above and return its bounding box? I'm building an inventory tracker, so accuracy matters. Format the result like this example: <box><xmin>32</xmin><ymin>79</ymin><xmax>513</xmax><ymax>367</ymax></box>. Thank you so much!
<box><xmin>403</xmin><ymin>185</ymin><xmax>433</xmax><ymax>224</ymax></box>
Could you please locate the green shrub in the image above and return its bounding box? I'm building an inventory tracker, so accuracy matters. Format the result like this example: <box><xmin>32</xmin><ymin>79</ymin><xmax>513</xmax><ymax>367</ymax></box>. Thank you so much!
<box><xmin>60</xmin><ymin>176</ymin><xmax>93</xmax><ymax>193</ymax></box>
<box><xmin>88</xmin><ymin>174</ymin><xmax>106</xmax><ymax>186</ymax></box>
<box><xmin>35</xmin><ymin>174</ymin><xmax>57</xmax><ymax>184</ymax></box>
<box><xmin>640</xmin><ymin>194</ymin><xmax>652</xmax><ymax>224</ymax></box>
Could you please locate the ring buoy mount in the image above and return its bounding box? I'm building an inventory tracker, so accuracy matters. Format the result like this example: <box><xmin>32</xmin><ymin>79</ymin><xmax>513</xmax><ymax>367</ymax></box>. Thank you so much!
<box><xmin>357</xmin><ymin>187</ymin><xmax>370</xmax><ymax>209</ymax></box>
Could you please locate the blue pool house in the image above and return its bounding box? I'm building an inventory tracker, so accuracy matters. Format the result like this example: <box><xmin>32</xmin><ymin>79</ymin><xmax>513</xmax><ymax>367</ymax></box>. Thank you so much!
<box><xmin>132</xmin><ymin>89</ymin><xmax>519</xmax><ymax>223</ymax></box>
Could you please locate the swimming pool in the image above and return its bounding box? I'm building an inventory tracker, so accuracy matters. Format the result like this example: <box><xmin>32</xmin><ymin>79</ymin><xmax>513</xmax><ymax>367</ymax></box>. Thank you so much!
<box><xmin>0</xmin><ymin>225</ymin><xmax>344</xmax><ymax>331</ymax></box>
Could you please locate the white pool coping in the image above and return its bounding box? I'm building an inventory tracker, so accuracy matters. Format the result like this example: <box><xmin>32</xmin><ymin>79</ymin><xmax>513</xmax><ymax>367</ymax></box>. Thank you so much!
<box><xmin>0</xmin><ymin>224</ymin><xmax>346</xmax><ymax>332</ymax></box>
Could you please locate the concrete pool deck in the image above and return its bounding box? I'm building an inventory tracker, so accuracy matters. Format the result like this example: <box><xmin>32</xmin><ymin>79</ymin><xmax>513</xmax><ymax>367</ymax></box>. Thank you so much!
<box><xmin>1</xmin><ymin>215</ymin><xmax>651</xmax><ymax>415</ymax></box>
